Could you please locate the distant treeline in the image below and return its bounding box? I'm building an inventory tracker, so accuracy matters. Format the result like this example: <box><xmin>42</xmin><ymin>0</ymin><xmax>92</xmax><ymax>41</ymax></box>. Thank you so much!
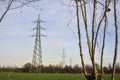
<box><xmin>0</xmin><ymin>63</ymin><xmax>120</xmax><ymax>74</ymax></box>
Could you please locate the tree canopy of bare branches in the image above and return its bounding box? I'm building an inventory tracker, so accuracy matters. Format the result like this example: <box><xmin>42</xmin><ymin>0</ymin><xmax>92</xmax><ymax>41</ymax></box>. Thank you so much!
<box><xmin>0</xmin><ymin>0</ymin><xmax>40</xmax><ymax>23</ymax></box>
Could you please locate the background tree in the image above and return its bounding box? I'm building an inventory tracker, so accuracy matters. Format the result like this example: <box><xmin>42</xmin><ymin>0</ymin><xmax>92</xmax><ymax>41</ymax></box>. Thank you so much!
<box><xmin>73</xmin><ymin>64</ymin><xmax>82</xmax><ymax>73</ymax></box>
<box><xmin>23</xmin><ymin>63</ymin><xmax>32</xmax><ymax>72</ymax></box>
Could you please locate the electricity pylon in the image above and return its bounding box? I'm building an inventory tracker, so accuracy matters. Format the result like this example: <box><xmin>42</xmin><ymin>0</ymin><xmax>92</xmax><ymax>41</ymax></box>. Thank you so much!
<box><xmin>32</xmin><ymin>14</ymin><xmax>45</xmax><ymax>67</ymax></box>
<box><xmin>62</xmin><ymin>49</ymin><xmax>65</xmax><ymax>67</ymax></box>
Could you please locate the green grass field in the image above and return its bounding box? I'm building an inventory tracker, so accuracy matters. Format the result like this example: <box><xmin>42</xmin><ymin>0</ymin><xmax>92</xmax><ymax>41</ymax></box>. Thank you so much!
<box><xmin>0</xmin><ymin>72</ymin><xmax>120</xmax><ymax>80</ymax></box>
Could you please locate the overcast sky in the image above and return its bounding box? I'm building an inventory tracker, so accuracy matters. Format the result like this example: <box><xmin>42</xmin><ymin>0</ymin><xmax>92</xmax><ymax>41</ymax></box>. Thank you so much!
<box><xmin>0</xmin><ymin>0</ymin><xmax>120</xmax><ymax>67</ymax></box>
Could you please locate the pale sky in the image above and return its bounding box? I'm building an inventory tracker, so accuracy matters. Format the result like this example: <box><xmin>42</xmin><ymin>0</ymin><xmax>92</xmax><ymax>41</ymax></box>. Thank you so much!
<box><xmin>0</xmin><ymin>0</ymin><xmax>120</xmax><ymax>67</ymax></box>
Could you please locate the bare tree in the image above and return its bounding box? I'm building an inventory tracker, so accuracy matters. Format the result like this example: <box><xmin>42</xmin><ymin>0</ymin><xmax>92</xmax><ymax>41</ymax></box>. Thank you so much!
<box><xmin>74</xmin><ymin>0</ymin><xmax>119</xmax><ymax>80</ymax></box>
<box><xmin>0</xmin><ymin>0</ymin><xmax>40</xmax><ymax>23</ymax></box>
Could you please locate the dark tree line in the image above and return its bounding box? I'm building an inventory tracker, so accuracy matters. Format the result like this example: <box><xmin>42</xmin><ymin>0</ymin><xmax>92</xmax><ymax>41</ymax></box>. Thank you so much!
<box><xmin>0</xmin><ymin>63</ymin><xmax>120</xmax><ymax>74</ymax></box>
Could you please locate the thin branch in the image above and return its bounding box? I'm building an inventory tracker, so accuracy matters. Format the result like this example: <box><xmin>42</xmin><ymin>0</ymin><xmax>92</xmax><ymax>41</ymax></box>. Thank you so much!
<box><xmin>0</xmin><ymin>0</ymin><xmax>14</xmax><ymax>23</ymax></box>
<box><xmin>9</xmin><ymin>0</ymin><xmax>40</xmax><ymax>10</ymax></box>
<box><xmin>93</xmin><ymin>1</ymin><xmax>111</xmax><ymax>53</ymax></box>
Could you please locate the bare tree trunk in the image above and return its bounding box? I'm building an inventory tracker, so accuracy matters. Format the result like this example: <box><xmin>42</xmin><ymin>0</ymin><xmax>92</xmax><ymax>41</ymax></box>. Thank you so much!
<box><xmin>75</xmin><ymin>0</ymin><xmax>87</xmax><ymax>76</ymax></box>
<box><xmin>92</xmin><ymin>0</ymin><xmax>96</xmax><ymax>54</ymax></box>
<box><xmin>79</xmin><ymin>0</ymin><xmax>92</xmax><ymax>62</ymax></box>
<box><xmin>100</xmin><ymin>1</ymin><xmax>108</xmax><ymax>80</ymax></box>
<box><xmin>111</xmin><ymin>0</ymin><xmax>118</xmax><ymax>80</ymax></box>
<box><xmin>92</xmin><ymin>0</ymin><xmax>98</xmax><ymax>80</ymax></box>
<box><xmin>0</xmin><ymin>0</ymin><xmax>14</xmax><ymax>23</ymax></box>
<box><xmin>79</xmin><ymin>0</ymin><xmax>98</xmax><ymax>79</ymax></box>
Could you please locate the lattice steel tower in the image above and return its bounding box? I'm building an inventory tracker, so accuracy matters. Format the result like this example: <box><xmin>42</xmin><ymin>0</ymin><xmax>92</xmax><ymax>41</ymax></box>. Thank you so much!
<box><xmin>62</xmin><ymin>49</ymin><xmax>65</xmax><ymax>67</ymax></box>
<box><xmin>32</xmin><ymin>14</ymin><xmax>45</xmax><ymax>67</ymax></box>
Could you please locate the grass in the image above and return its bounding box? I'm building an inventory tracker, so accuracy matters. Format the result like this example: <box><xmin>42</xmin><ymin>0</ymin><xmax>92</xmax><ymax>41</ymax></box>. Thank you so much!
<box><xmin>0</xmin><ymin>72</ymin><xmax>85</xmax><ymax>80</ymax></box>
<box><xmin>0</xmin><ymin>72</ymin><xmax>120</xmax><ymax>80</ymax></box>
